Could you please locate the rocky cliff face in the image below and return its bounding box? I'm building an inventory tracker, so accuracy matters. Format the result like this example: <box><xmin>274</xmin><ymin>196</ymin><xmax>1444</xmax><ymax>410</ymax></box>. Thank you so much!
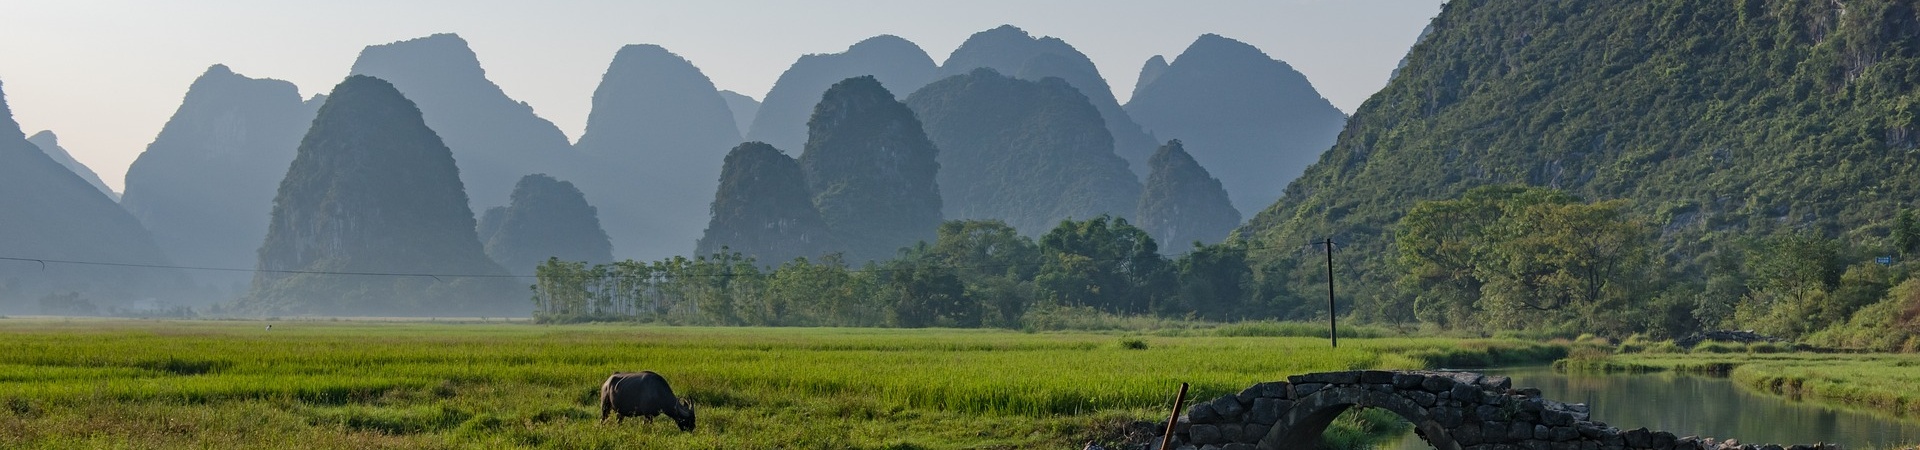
<box><xmin>26</xmin><ymin>131</ymin><xmax>117</xmax><ymax>201</ymax></box>
<box><xmin>243</xmin><ymin>75</ymin><xmax>515</xmax><ymax>316</ymax></box>
<box><xmin>905</xmin><ymin>68</ymin><xmax>1141</xmax><ymax>235</ymax></box>
<box><xmin>697</xmin><ymin>142</ymin><xmax>837</xmax><ymax>263</ymax></box>
<box><xmin>1130</xmin><ymin>55</ymin><xmax>1169</xmax><ymax>101</ymax></box>
<box><xmin>799</xmin><ymin>76</ymin><xmax>943</xmax><ymax>263</ymax></box>
<box><xmin>0</xmin><ymin>79</ymin><xmax>186</xmax><ymax>311</ymax></box>
<box><xmin>478</xmin><ymin>174</ymin><xmax>613</xmax><ymax>275</ymax></box>
<box><xmin>118</xmin><ymin>64</ymin><xmax>319</xmax><ymax>289</ymax></box>
<box><xmin>1125</xmin><ymin>34</ymin><xmax>1346</xmax><ymax>215</ymax></box>
<box><xmin>937</xmin><ymin>25</ymin><xmax>1158</xmax><ymax>176</ymax></box>
<box><xmin>748</xmin><ymin>35</ymin><xmax>938</xmax><ymax>153</ymax></box>
<box><xmin>349</xmin><ymin>33</ymin><xmax>572</xmax><ymax>211</ymax></box>
<box><xmin>571</xmin><ymin>44</ymin><xmax>741</xmax><ymax>260</ymax></box>
<box><xmin>1136</xmin><ymin>140</ymin><xmax>1241</xmax><ymax>249</ymax></box>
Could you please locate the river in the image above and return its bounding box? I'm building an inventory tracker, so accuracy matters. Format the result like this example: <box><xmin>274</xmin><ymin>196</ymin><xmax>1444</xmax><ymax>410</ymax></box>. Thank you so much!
<box><xmin>1386</xmin><ymin>367</ymin><xmax>1920</xmax><ymax>449</ymax></box>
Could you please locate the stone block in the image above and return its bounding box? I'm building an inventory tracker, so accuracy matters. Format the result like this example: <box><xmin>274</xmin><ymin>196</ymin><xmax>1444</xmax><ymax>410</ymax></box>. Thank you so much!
<box><xmin>1406</xmin><ymin>390</ymin><xmax>1438</xmax><ymax>407</ymax></box>
<box><xmin>1175</xmin><ymin>416</ymin><xmax>1191</xmax><ymax>434</ymax></box>
<box><xmin>1240</xmin><ymin>423</ymin><xmax>1270</xmax><ymax>444</ymax></box>
<box><xmin>1652</xmin><ymin>431</ymin><xmax>1676</xmax><ymax>450</ymax></box>
<box><xmin>1543</xmin><ymin>410</ymin><xmax>1574</xmax><ymax>426</ymax></box>
<box><xmin>1535</xmin><ymin>424</ymin><xmax>1551</xmax><ymax>440</ymax></box>
<box><xmin>1760</xmin><ymin>445</ymin><xmax>1783</xmax><ymax>450</ymax></box>
<box><xmin>1189</xmin><ymin>403</ymin><xmax>1221</xmax><ymax>424</ymax></box>
<box><xmin>1423</xmin><ymin>375</ymin><xmax>1457</xmax><ymax>392</ymax></box>
<box><xmin>1394</xmin><ymin>372</ymin><xmax>1428</xmax><ymax>389</ymax></box>
<box><xmin>1249</xmin><ymin>398</ymin><xmax>1287</xmax><ymax>425</ymax></box>
<box><xmin>1222</xmin><ymin>444</ymin><xmax>1256</xmax><ymax>450</ymax></box>
<box><xmin>1189</xmin><ymin>424</ymin><xmax>1222</xmax><ymax>445</ymax></box>
<box><xmin>1477</xmin><ymin>405</ymin><xmax>1504</xmax><ymax>421</ymax></box>
<box><xmin>1550</xmin><ymin>426</ymin><xmax>1578</xmax><ymax>442</ymax></box>
<box><xmin>1457</xmin><ymin>423</ymin><xmax>1483</xmax><ymax>445</ymax></box>
<box><xmin>1261</xmin><ymin>382</ymin><xmax>1290</xmax><ymax>399</ymax></box>
<box><xmin>1432</xmin><ymin>406</ymin><xmax>1466</xmax><ymax>427</ymax></box>
<box><xmin>1553</xmin><ymin>442</ymin><xmax>1580</xmax><ymax>450</ymax></box>
<box><xmin>1294</xmin><ymin>383</ymin><xmax>1326</xmax><ymax>398</ymax></box>
<box><xmin>1624</xmin><ymin>428</ymin><xmax>1652</xmax><ymax>448</ymax></box>
<box><xmin>1481</xmin><ymin>375</ymin><xmax>1513</xmax><ymax>391</ymax></box>
<box><xmin>1217</xmin><ymin>423</ymin><xmax>1241</xmax><ymax>443</ymax></box>
<box><xmin>1360</xmin><ymin>370</ymin><xmax>1396</xmax><ymax>385</ymax></box>
<box><xmin>1510</xmin><ymin>422</ymin><xmax>1535</xmax><ymax>441</ymax></box>
<box><xmin>1453</xmin><ymin>383</ymin><xmax>1485</xmax><ymax>404</ymax></box>
<box><xmin>1211</xmin><ymin>394</ymin><xmax>1246</xmax><ymax>421</ymax></box>
<box><xmin>1236</xmin><ymin>385</ymin><xmax>1263</xmax><ymax>404</ymax></box>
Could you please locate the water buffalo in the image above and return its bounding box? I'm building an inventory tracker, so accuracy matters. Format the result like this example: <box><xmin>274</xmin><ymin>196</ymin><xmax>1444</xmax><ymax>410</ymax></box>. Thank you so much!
<box><xmin>599</xmin><ymin>371</ymin><xmax>696</xmax><ymax>431</ymax></box>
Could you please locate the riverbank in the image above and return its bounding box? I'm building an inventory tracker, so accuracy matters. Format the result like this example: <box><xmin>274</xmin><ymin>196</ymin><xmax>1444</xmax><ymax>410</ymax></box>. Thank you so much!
<box><xmin>1557</xmin><ymin>347</ymin><xmax>1920</xmax><ymax>421</ymax></box>
<box><xmin>0</xmin><ymin>319</ymin><xmax>1563</xmax><ymax>449</ymax></box>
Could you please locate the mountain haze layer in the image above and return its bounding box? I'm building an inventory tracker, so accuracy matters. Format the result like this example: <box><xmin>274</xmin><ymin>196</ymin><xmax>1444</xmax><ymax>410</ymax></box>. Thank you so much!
<box><xmin>719</xmin><ymin>90</ymin><xmax>759</xmax><ymax>137</ymax></box>
<box><xmin>1136</xmin><ymin>140</ymin><xmax>1241</xmax><ymax>249</ymax></box>
<box><xmin>749</xmin><ymin>35</ymin><xmax>938</xmax><ymax>153</ymax></box>
<box><xmin>571</xmin><ymin>44</ymin><xmax>741</xmax><ymax>260</ymax></box>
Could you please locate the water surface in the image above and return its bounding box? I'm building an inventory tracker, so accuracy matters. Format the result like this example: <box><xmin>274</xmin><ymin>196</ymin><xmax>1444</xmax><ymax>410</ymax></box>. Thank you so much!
<box><xmin>1387</xmin><ymin>366</ymin><xmax>1920</xmax><ymax>449</ymax></box>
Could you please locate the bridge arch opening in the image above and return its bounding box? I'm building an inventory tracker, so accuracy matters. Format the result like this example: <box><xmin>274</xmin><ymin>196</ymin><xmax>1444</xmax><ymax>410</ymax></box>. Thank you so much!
<box><xmin>1259</xmin><ymin>386</ymin><xmax>1461</xmax><ymax>450</ymax></box>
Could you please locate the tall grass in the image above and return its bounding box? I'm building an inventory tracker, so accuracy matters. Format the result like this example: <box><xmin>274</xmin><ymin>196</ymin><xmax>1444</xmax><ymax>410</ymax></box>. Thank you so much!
<box><xmin>0</xmin><ymin>319</ymin><xmax>1563</xmax><ymax>449</ymax></box>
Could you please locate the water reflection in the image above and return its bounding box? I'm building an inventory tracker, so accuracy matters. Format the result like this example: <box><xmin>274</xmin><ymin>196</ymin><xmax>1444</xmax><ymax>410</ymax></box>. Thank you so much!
<box><xmin>1388</xmin><ymin>367</ymin><xmax>1920</xmax><ymax>449</ymax></box>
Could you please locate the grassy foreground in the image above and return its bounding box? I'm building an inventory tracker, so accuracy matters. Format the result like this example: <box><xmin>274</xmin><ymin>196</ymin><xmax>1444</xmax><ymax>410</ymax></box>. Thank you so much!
<box><xmin>0</xmin><ymin>319</ymin><xmax>1565</xmax><ymax>449</ymax></box>
<box><xmin>1558</xmin><ymin>345</ymin><xmax>1920</xmax><ymax>420</ymax></box>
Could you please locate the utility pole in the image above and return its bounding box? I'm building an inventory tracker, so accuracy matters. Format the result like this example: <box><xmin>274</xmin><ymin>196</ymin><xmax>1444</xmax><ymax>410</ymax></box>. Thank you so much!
<box><xmin>1322</xmin><ymin>238</ymin><xmax>1338</xmax><ymax>348</ymax></box>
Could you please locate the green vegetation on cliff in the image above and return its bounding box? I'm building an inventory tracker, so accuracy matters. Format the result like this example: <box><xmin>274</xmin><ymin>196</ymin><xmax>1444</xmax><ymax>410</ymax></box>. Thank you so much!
<box><xmin>1241</xmin><ymin>0</ymin><xmax>1920</xmax><ymax>339</ymax></box>
<box><xmin>799</xmin><ymin>76</ymin><xmax>943</xmax><ymax>263</ymax></box>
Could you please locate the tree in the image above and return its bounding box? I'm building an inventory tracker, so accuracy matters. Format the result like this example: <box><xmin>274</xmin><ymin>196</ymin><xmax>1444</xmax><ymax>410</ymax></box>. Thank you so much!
<box><xmin>1035</xmin><ymin>216</ymin><xmax>1174</xmax><ymax>315</ymax></box>
<box><xmin>1174</xmin><ymin>242</ymin><xmax>1252</xmax><ymax>320</ymax></box>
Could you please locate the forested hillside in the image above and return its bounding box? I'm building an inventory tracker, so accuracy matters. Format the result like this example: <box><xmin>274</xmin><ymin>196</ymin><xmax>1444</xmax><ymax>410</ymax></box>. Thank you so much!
<box><xmin>1241</xmin><ymin>0</ymin><xmax>1920</xmax><ymax>339</ymax></box>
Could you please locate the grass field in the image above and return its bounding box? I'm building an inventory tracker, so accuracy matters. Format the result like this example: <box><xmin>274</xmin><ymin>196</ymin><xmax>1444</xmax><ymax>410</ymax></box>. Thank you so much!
<box><xmin>0</xmin><ymin>319</ymin><xmax>1565</xmax><ymax>449</ymax></box>
<box><xmin>1557</xmin><ymin>343</ymin><xmax>1920</xmax><ymax>421</ymax></box>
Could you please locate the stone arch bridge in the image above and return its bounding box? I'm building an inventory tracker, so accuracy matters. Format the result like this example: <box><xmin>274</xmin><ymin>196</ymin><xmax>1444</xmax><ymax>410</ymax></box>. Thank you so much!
<box><xmin>1165</xmin><ymin>370</ymin><xmax>1839</xmax><ymax>450</ymax></box>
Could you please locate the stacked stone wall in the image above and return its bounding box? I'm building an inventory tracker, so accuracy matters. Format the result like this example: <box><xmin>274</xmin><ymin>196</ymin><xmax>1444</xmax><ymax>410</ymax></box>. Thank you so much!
<box><xmin>1162</xmin><ymin>370</ymin><xmax>1840</xmax><ymax>450</ymax></box>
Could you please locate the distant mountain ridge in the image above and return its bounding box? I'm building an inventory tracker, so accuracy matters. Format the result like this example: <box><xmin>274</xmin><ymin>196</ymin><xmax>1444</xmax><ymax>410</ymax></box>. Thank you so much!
<box><xmin>571</xmin><ymin>44</ymin><xmax>741</xmax><ymax>260</ymax></box>
<box><xmin>349</xmin><ymin>33</ymin><xmax>572</xmax><ymax>211</ymax></box>
<box><xmin>749</xmin><ymin>35</ymin><xmax>938</xmax><ymax>153</ymax></box>
<box><xmin>118</xmin><ymin>64</ymin><xmax>320</xmax><ymax>290</ymax></box>
<box><xmin>1126</xmin><ymin>33</ymin><xmax>1346</xmax><ymax>215</ymax></box>
<box><xmin>800</xmin><ymin>76</ymin><xmax>943</xmax><ymax>263</ymax></box>
<box><xmin>26</xmin><ymin>131</ymin><xmax>117</xmax><ymax>201</ymax></box>
<box><xmin>938</xmin><ymin>25</ymin><xmax>1160</xmax><ymax>177</ymax></box>
<box><xmin>0</xmin><ymin>79</ymin><xmax>187</xmax><ymax>311</ymax></box>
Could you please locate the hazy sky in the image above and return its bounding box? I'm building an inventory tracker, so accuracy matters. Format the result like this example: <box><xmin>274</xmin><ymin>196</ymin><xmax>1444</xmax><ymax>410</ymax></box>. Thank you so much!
<box><xmin>0</xmin><ymin>0</ymin><xmax>1443</xmax><ymax>193</ymax></box>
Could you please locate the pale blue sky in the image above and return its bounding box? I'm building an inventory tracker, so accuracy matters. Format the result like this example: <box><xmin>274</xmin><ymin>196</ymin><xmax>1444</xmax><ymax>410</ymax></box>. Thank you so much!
<box><xmin>0</xmin><ymin>0</ymin><xmax>1443</xmax><ymax>192</ymax></box>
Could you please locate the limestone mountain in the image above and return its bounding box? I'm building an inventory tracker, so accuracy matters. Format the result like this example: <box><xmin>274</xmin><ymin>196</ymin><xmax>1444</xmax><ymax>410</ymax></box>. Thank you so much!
<box><xmin>349</xmin><ymin>33</ymin><xmax>572</xmax><ymax>210</ymax></box>
<box><xmin>0</xmin><ymin>79</ymin><xmax>185</xmax><ymax>311</ymax></box>
<box><xmin>477</xmin><ymin>174</ymin><xmax>613</xmax><ymax>275</ymax></box>
<box><xmin>1125</xmin><ymin>33</ymin><xmax>1347</xmax><ymax>215</ymax></box>
<box><xmin>26</xmin><ymin>131</ymin><xmax>117</xmax><ymax>201</ymax></box>
<box><xmin>1136</xmin><ymin>140</ymin><xmax>1241</xmax><ymax>249</ymax></box>
<box><xmin>697</xmin><ymin>142</ymin><xmax>837</xmax><ymax>263</ymax></box>
<box><xmin>1131</xmin><ymin>55</ymin><xmax>1169</xmax><ymax>101</ymax></box>
<box><xmin>719</xmin><ymin>90</ymin><xmax>759</xmax><ymax>137</ymax></box>
<box><xmin>117</xmin><ymin>64</ymin><xmax>320</xmax><ymax>290</ymax></box>
<box><xmin>748</xmin><ymin>35</ymin><xmax>938</xmax><ymax>152</ymax></box>
<box><xmin>799</xmin><ymin>76</ymin><xmax>942</xmax><ymax>263</ymax></box>
<box><xmin>937</xmin><ymin>25</ymin><xmax>1158</xmax><ymax>176</ymax></box>
<box><xmin>571</xmin><ymin>44</ymin><xmax>741</xmax><ymax>260</ymax></box>
<box><xmin>242</xmin><ymin>75</ymin><xmax>515</xmax><ymax>316</ymax></box>
<box><xmin>1241</xmin><ymin>0</ymin><xmax>1920</xmax><ymax>317</ymax></box>
<box><xmin>905</xmin><ymin>68</ymin><xmax>1141</xmax><ymax>235</ymax></box>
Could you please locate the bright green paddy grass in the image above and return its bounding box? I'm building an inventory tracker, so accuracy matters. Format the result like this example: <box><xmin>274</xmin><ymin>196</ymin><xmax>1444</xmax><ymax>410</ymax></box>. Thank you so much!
<box><xmin>0</xmin><ymin>319</ymin><xmax>1562</xmax><ymax>449</ymax></box>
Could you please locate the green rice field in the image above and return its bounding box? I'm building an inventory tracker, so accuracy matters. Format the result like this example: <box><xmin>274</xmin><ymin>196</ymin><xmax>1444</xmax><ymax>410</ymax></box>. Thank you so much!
<box><xmin>0</xmin><ymin>319</ymin><xmax>1565</xmax><ymax>449</ymax></box>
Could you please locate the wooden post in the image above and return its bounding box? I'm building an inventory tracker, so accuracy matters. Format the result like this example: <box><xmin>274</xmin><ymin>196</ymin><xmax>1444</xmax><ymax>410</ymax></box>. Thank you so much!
<box><xmin>1160</xmin><ymin>382</ymin><xmax>1190</xmax><ymax>450</ymax></box>
<box><xmin>1324</xmin><ymin>238</ymin><xmax>1338</xmax><ymax>348</ymax></box>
